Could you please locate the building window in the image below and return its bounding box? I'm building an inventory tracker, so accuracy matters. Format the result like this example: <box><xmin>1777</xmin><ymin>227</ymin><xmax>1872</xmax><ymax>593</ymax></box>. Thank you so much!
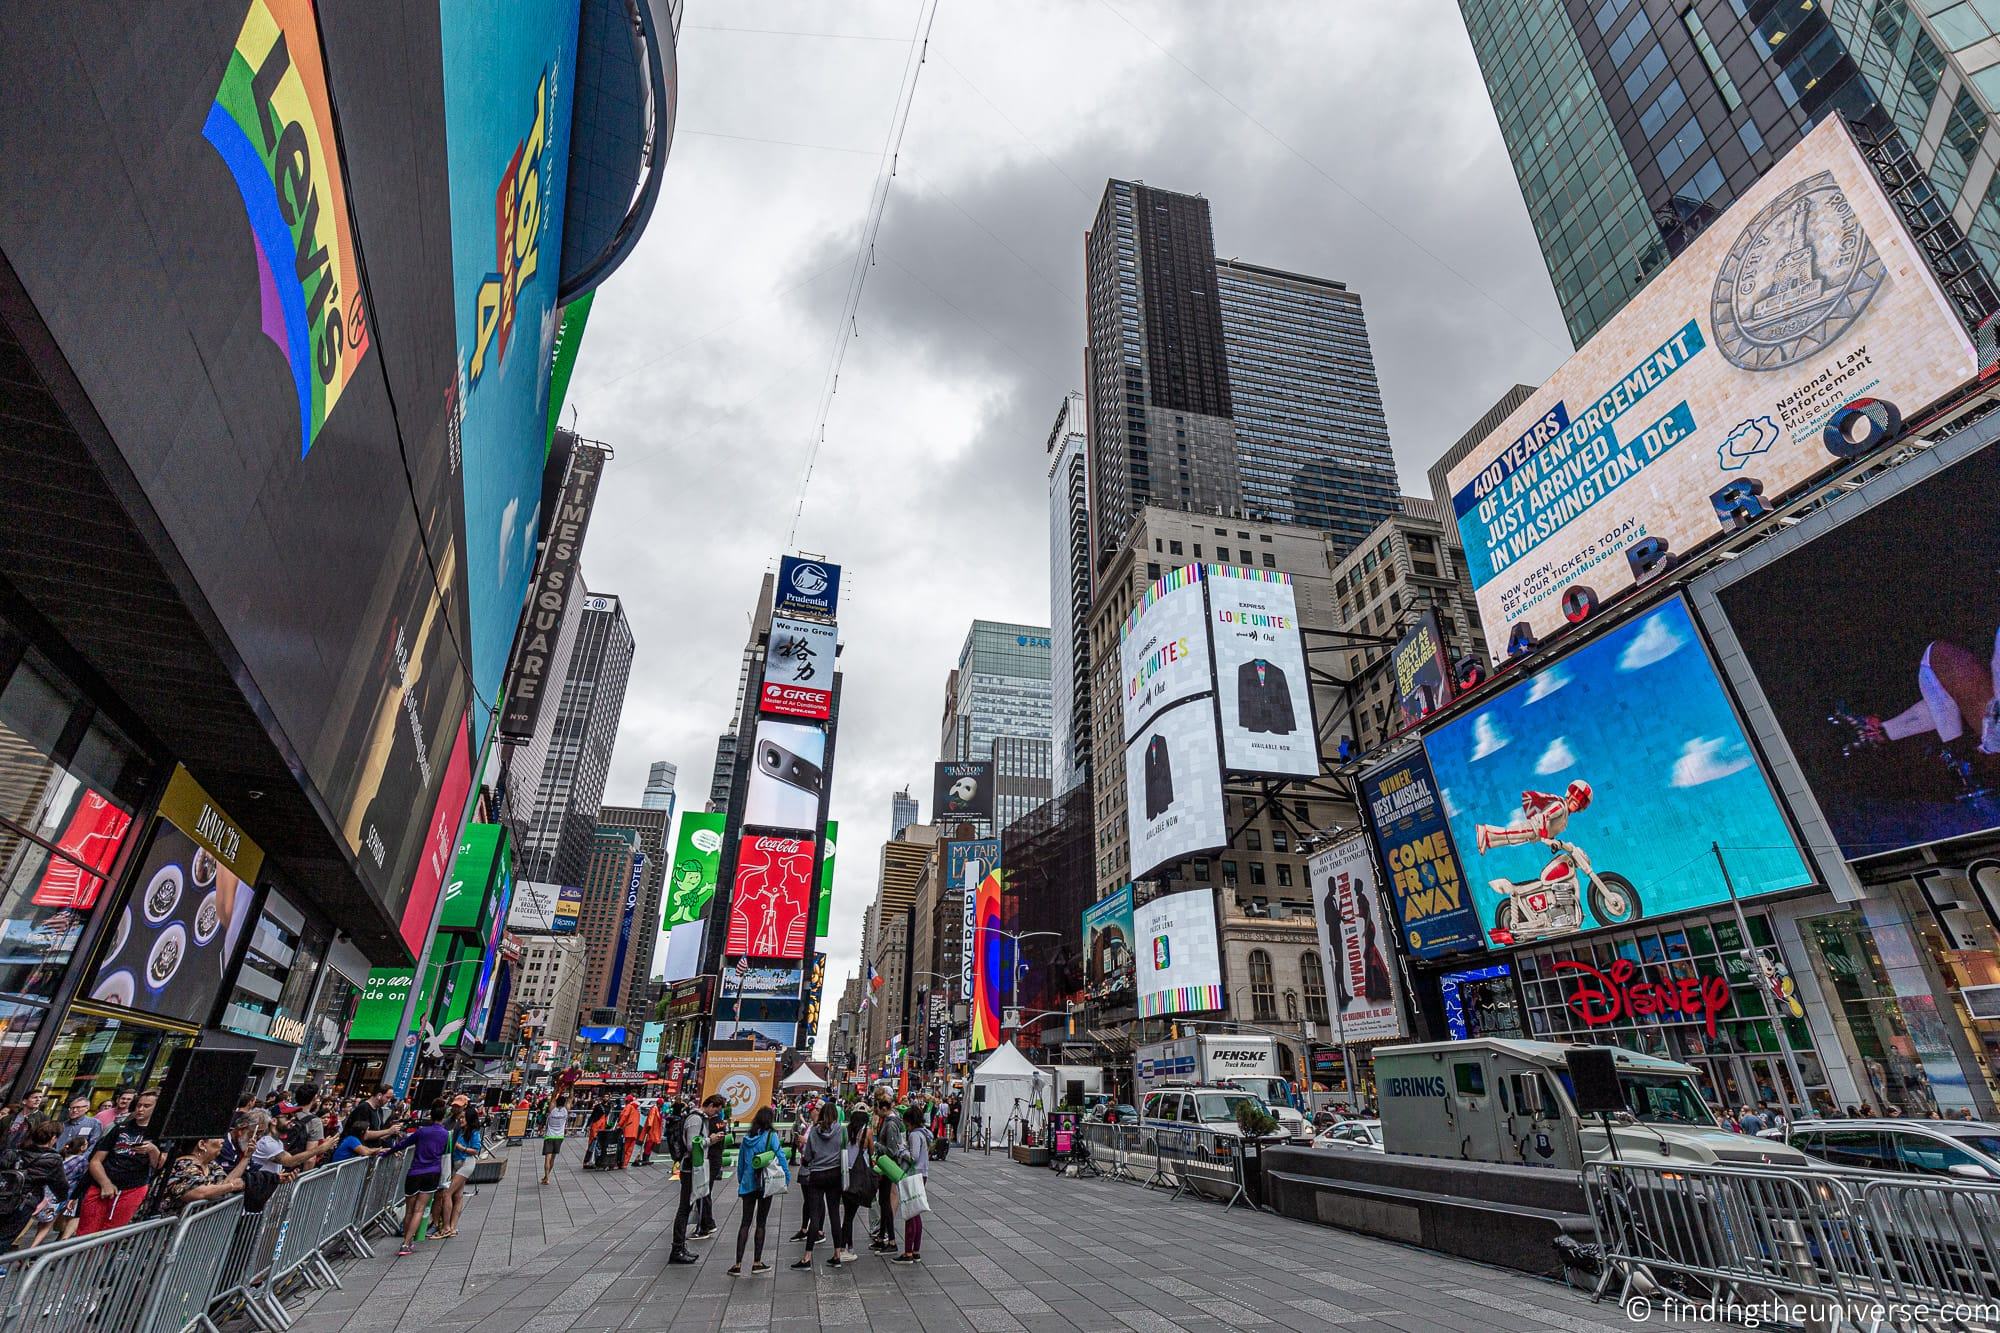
<box><xmin>1249</xmin><ymin>862</ymin><xmax>1267</xmax><ymax>886</ymax></box>
<box><xmin>1245</xmin><ymin>829</ymin><xmax>1262</xmax><ymax>851</ymax></box>
<box><xmin>1169</xmin><ymin>541</ymin><xmax>1183</xmax><ymax>555</ymax></box>
<box><xmin>1302</xmin><ymin>953</ymin><xmax>1329</xmax><ymax>1023</ymax></box>
<box><xmin>1249</xmin><ymin>949</ymin><xmax>1277</xmax><ymax>1021</ymax></box>
<box><xmin>1275</xmin><ymin>863</ymin><xmax>1293</xmax><ymax>887</ymax></box>
<box><xmin>1682</xmin><ymin>7</ymin><xmax>1741</xmax><ymax>110</ymax></box>
<box><xmin>1147</xmin><ymin>563</ymin><xmax>1161</xmax><ymax>580</ymax></box>
<box><xmin>1262</xmin><ymin>553</ymin><xmax>1276</xmax><ymax>568</ymax></box>
<box><xmin>1193</xmin><ymin>859</ymin><xmax>1210</xmax><ymax>882</ymax></box>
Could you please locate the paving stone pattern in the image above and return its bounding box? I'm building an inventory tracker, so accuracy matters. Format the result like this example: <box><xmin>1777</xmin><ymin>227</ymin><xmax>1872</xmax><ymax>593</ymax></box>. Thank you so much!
<box><xmin>287</xmin><ymin>1140</ymin><xmax>1724</xmax><ymax>1332</ymax></box>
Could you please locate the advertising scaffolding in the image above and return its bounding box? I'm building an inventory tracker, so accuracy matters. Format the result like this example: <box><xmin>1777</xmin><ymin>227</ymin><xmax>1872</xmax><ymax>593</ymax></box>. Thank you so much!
<box><xmin>1445</xmin><ymin>118</ymin><xmax>1978</xmax><ymax>658</ymax></box>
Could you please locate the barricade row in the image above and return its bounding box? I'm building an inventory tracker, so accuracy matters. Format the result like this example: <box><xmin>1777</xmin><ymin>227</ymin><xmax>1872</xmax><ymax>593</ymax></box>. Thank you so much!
<box><xmin>0</xmin><ymin>1152</ymin><xmax>408</xmax><ymax>1333</ymax></box>
<box><xmin>1586</xmin><ymin>1159</ymin><xmax>2000</xmax><ymax>1332</ymax></box>
<box><xmin>1073</xmin><ymin>1121</ymin><xmax>1253</xmax><ymax>1210</ymax></box>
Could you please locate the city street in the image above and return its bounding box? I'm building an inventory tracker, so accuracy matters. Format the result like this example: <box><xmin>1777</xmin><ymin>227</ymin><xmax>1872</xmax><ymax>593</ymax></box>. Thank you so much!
<box><xmin>290</xmin><ymin>1143</ymin><xmax>1719</xmax><ymax>1333</ymax></box>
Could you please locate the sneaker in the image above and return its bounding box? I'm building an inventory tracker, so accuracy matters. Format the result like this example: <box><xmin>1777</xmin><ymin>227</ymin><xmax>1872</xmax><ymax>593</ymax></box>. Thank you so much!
<box><xmin>892</xmin><ymin>1253</ymin><xmax>919</xmax><ymax>1264</ymax></box>
<box><xmin>789</xmin><ymin>1258</ymin><xmax>814</xmax><ymax>1270</ymax></box>
<box><xmin>751</xmin><ymin>1262</ymin><xmax>771</xmax><ymax>1273</ymax></box>
<box><xmin>397</xmin><ymin>1245</ymin><xmax>415</xmax><ymax>1257</ymax></box>
<box><xmin>840</xmin><ymin>1250</ymin><xmax>860</xmax><ymax>1262</ymax></box>
<box><xmin>668</xmin><ymin>1251</ymin><xmax>698</xmax><ymax>1266</ymax></box>
<box><xmin>789</xmin><ymin>1230</ymin><xmax>808</xmax><ymax>1242</ymax></box>
<box><xmin>826</xmin><ymin>1258</ymin><xmax>842</xmax><ymax>1269</ymax></box>
<box><xmin>693</xmin><ymin>1226</ymin><xmax>717</xmax><ymax>1239</ymax></box>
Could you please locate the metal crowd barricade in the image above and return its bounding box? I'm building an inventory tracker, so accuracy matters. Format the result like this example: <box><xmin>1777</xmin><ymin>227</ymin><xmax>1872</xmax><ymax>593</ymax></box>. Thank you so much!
<box><xmin>209</xmin><ymin>1174</ymin><xmax>301</xmax><ymax>1332</ymax></box>
<box><xmin>139</xmin><ymin>1196</ymin><xmax>245</xmax><ymax>1333</ymax></box>
<box><xmin>0</xmin><ymin>1213</ymin><xmax>178</xmax><ymax>1333</ymax></box>
<box><xmin>1585</xmin><ymin>1159</ymin><xmax>2000</xmax><ymax>1331</ymax></box>
<box><xmin>1172</xmin><ymin>1128</ymin><xmax>1250</xmax><ymax>1210</ymax></box>
<box><xmin>1080</xmin><ymin>1121</ymin><xmax>1142</xmax><ymax>1183</ymax></box>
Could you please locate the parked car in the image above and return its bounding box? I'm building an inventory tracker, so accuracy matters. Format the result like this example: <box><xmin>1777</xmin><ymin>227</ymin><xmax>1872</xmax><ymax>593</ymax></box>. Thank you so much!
<box><xmin>1788</xmin><ymin>1119</ymin><xmax>2000</xmax><ymax>1179</ymax></box>
<box><xmin>1314</xmin><ymin>1119</ymin><xmax>1384</xmax><ymax>1152</ymax></box>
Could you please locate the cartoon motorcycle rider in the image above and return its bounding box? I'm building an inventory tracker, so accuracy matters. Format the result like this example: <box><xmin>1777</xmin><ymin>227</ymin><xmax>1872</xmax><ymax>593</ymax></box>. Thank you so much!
<box><xmin>1475</xmin><ymin>779</ymin><xmax>1593</xmax><ymax>855</ymax></box>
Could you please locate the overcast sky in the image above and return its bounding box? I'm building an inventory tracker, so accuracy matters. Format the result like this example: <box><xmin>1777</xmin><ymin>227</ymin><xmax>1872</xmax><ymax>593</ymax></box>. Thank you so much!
<box><xmin>576</xmin><ymin>1</ymin><xmax>1573</xmax><ymax>1053</ymax></box>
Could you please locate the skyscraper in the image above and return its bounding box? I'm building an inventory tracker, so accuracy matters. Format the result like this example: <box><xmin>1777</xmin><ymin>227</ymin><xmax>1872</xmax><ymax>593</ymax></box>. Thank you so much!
<box><xmin>642</xmin><ymin>761</ymin><xmax>678</xmax><ymax>813</ymax></box>
<box><xmin>1046</xmin><ymin>392</ymin><xmax>1092</xmax><ymax>794</ymax></box>
<box><xmin>1082</xmin><ymin>180</ymin><xmax>1401</xmax><ymax>573</ymax></box>
<box><xmin>596</xmin><ymin>804</ymin><xmax>670</xmax><ymax>1036</ymax></box>
<box><xmin>510</xmin><ymin>590</ymin><xmax>635</xmax><ymax>923</ymax></box>
<box><xmin>1460</xmin><ymin>0</ymin><xmax>2000</xmax><ymax>345</ymax></box>
<box><xmin>890</xmin><ymin>787</ymin><xmax>919</xmax><ymax>840</ymax></box>
<box><xmin>1215</xmin><ymin>261</ymin><xmax>1399</xmax><ymax>555</ymax></box>
<box><xmin>941</xmin><ymin>622</ymin><xmax>1054</xmax><ymax>766</ymax></box>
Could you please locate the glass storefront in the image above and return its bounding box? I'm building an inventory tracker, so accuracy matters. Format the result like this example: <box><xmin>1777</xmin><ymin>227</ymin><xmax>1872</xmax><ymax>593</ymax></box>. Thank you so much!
<box><xmin>220</xmin><ymin>889</ymin><xmax>330</xmax><ymax>1049</ymax></box>
<box><xmin>1916</xmin><ymin>907</ymin><xmax>2000</xmax><ymax>1113</ymax></box>
<box><xmin>1514</xmin><ymin>908</ymin><xmax>1830</xmax><ymax>1115</ymax></box>
<box><xmin>289</xmin><ymin>968</ymin><xmax>358</xmax><ymax>1092</ymax></box>
<box><xmin>39</xmin><ymin>1006</ymin><xmax>193</xmax><ymax>1111</ymax></box>
<box><xmin>0</xmin><ymin>640</ymin><xmax>155</xmax><ymax>1095</ymax></box>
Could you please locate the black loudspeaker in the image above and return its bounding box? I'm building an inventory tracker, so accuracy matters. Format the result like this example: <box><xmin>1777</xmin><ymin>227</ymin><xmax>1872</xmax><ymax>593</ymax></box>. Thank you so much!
<box><xmin>483</xmin><ymin>1086</ymin><xmax>505</xmax><ymax>1109</ymax></box>
<box><xmin>411</xmin><ymin>1078</ymin><xmax>446</xmax><ymax>1112</ymax></box>
<box><xmin>153</xmin><ymin>1047</ymin><xmax>258</xmax><ymax>1140</ymax></box>
<box><xmin>1566</xmin><ymin>1046</ymin><xmax>1623</xmax><ymax>1115</ymax></box>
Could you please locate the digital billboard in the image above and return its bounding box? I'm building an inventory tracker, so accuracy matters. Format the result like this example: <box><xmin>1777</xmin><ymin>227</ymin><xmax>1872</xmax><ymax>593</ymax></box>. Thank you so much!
<box><xmin>970</xmin><ymin>866</ymin><xmax>1004</xmax><ymax>1051</ymax></box>
<box><xmin>86</xmin><ymin>768</ymin><xmax>261</xmax><ymax>1025</ymax></box>
<box><xmin>814</xmin><ymin>821</ymin><xmax>838</xmax><ymax>937</ymax></box>
<box><xmin>665</xmin><ymin>812</ymin><xmax>725</xmax><ymax>927</ymax></box>
<box><xmin>948</xmin><ymin>839</ymin><xmax>1000</xmax><ymax>996</ymax></box>
<box><xmin>762</xmin><ymin>615</ymin><xmax>836</xmax><ymax>719</ymax></box>
<box><xmin>1120</xmin><ymin>564</ymin><xmax>1211</xmax><ymax>740</ymax></box>
<box><xmin>553</xmin><ymin>886</ymin><xmax>583</xmax><ymax>933</ymax></box>
<box><xmin>1445</xmin><ymin>119</ymin><xmax>1978</xmax><ymax>658</ymax></box>
<box><xmin>499</xmin><ymin>443</ymin><xmax>603</xmax><ymax>741</ymax></box>
<box><xmin>1390</xmin><ymin>610</ymin><xmax>1453</xmax><ymax>730</ymax></box>
<box><xmin>439</xmin><ymin>823</ymin><xmax>505</xmax><ymax>934</ymax></box>
<box><xmin>638</xmin><ymin>1021</ymin><xmax>663</xmax><ymax>1072</ymax></box>
<box><xmin>746</xmin><ymin>720</ymin><xmax>825</xmax><ymax>832</ymax></box>
<box><xmin>1423</xmin><ymin>600</ymin><xmax>1811</xmax><ymax>949</ymax></box>
<box><xmin>1134</xmin><ymin>889</ymin><xmax>1223</xmax><ymax>1018</ymax></box>
<box><xmin>1357</xmin><ymin>750</ymin><xmax>1481</xmax><ymax>958</ymax></box>
<box><xmin>1711</xmin><ymin>437</ymin><xmax>2000</xmax><ymax>858</ymax></box>
<box><xmin>933</xmin><ymin>761</ymin><xmax>995</xmax><ymax>824</ymax></box>
<box><xmin>601</xmin><ymin>852</ymin><xmax>644</xmax><ymax>1009</ymax></box>
<box><xmin>1124</xmin><ymin>698</ymin><xmax>1227</xmax><ymax>879</ymax></box>
<box><xmin>441</xmin><ymin>0</ymin><xmax>583</xmax><ymax>749</ymax></box>
<box><xmin>775</xmin><ymin>556</ymin><xmax>841</xmax><ymax>618</ymax></box>
<box><xmin>724</xmin><ymin>835</ymin><xmax>815</xmax><ymax>960</ymax></box>
<box><xmin>400</xmin><ymin>714</ymin><xmax>475</xmax><ymax>955</ymax></box>
<box><xmin>1309</xmin><ymin>836</ymin><xmax>1404</xmax><ymax>1044</ymax></box>
<box><xmin>1209</xmin><ymin>569</ymin><xmax>1316</xmax><ymax>777</ymax></box>
<box><xmin>1082</xmin><ymin>885</ymin><xmax>1136</xmax><ymax>1005</ymax></box>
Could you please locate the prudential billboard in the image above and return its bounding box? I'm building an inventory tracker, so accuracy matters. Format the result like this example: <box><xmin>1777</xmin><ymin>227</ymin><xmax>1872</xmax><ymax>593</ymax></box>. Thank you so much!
<box><xmin>1446</xmin><ymin>118</ymin><xmax>1976</xmax><ymax>658</ymax></box>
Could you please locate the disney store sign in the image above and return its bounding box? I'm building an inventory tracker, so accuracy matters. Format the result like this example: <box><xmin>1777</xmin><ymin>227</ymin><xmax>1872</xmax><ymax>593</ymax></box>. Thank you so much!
<box><xmin>1551</xmin><ymin>958</ymin><xmax>1732</xmax><ymax>1038</ymax></box>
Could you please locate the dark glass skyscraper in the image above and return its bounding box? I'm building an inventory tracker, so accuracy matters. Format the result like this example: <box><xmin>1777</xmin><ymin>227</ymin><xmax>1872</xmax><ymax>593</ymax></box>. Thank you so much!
<box><xmin>1083</xmin><ymin>181</ymin><xmax>1400</xmax><ymax>574</ymax></box>
<box><xmin>1462</xmin><ymin>0</ymin><xmax>2000</xmax><ymax>344</ymax></box>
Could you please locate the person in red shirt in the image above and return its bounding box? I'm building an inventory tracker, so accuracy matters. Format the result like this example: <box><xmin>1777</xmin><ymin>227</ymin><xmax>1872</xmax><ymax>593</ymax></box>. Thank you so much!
<box><xmin>642</xmin><ymin>1100</ymin><xmax>664</xmax><ymax>1165</ymax></box>
<box><xmin>618</xmin><ymin>1095</ymin><xmax>641</xmax><ymax>1169</ymax></box>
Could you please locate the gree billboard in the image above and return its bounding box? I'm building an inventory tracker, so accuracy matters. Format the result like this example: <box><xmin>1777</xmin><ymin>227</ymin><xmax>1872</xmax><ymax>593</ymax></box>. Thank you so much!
<box><xmin>1446</xmin><ymin>118</ymin><xmax>1977</xmax><ymax>657</ymax></box>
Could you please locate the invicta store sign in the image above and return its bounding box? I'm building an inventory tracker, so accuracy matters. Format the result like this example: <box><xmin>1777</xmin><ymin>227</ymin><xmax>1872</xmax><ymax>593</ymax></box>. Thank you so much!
<box><xmin>204</xmin><ymin>0</ymin><xmax>370</xmax><ymax>457</ymax></box>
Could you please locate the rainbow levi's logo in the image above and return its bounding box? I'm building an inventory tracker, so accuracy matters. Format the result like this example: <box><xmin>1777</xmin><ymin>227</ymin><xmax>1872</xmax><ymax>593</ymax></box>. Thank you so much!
<box><xmin>203</xmin><ymin>0</ymin><xmax>368</xmax><ymax>458</ymax></box>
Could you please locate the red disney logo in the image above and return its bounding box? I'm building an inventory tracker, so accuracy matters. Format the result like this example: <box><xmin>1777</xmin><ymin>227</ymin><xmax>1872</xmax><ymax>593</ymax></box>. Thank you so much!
<box><xmin>1551</xmin><ymin>958</ymin><xmax>1731</xmax><ymax>1038</ymax></box>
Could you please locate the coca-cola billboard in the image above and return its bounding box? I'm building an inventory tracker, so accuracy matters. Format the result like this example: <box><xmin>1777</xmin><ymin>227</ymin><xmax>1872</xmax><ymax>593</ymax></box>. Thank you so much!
<box><xmin>724</xmin><ymin>835</ymin><xmax>815</xmax><ymax>960</ymax></box>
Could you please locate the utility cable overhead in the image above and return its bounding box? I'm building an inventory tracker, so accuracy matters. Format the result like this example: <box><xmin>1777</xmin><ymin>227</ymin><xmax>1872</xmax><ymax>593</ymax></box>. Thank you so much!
<box><xmin>787</xmin><ymin>0</ymin><xmax>941</xmax><ymax>547</ymax></box>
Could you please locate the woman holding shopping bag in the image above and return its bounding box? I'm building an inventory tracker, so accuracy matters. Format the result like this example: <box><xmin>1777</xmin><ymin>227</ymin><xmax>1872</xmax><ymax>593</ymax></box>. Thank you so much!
<box><xmin>891</xmin><ymin>1105</ymin><xmax>932</xmax><ymax>1263</ymax></box>
<box><xmin>730</xmin><ymin>1107</ymin><xmax>790</xmax><ymax>1276</ymax></box>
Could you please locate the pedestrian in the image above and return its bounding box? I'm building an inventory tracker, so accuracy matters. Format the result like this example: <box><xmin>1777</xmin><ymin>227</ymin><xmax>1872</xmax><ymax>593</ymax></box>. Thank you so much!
<box><xmin>791</xmin><ymin>1100</ymin><xmax>845</xmax><ymax>1269</ymax></box>
<box><xmin>892</xmin><ymin>1105</ymin><xmax>931</xmax><ymax>1264</ymax></box>
<box><xmin>432</xmin><ymin>1100</ymin><xmax>477</xmax><ymax>1239</ymax></box>
<box><xmin>642</xmin><ymin>1099</ymin><xmax>663</xmax><ymax>1165</ymax></box>
<box><xmin>289</xmin><ymin>1084</ymin><xmax>327</xmax><ymax>1155</ymax></box>
<box><xmin>32</xmin><ymin>1134</ymin><xmax>91</xmax><ymax>1245</ymax></box>
<box><xmin>93</xmin><ymin>1086</ymin><xmax>134</xmax><ymax>1130</ymax></box>
<box><xmin>331</xmin><ymin>1110</ymin><xmax>386</xmax><ymax>1163</ymax></box>
<box><xmin>79</xmin><ymin>1090</ymin><xmax>163</xmax><ymax>1234</ymax></box>
<box><xmin>729</xmin><ymin>1107</ymin><xmax>789</xmax><ymax>1276</ymax></box>
<box><xmin>51</xmin><ymin>1096</ymin><xmax>102</xmax><ymax>1156</ymax></box>
<box><xmin>583</xmin><ymin>1101</ymin><xmax>608</xmax><ymax>1169</ymax></box>
<box><xmin>1735</xmin><ymin>1105</ymin><xmax>1761</xmax><ymax>1135</ymax></box>
<box><xmin>2</xmin><ymin>1091</ymin><xmax>46</xmax><ymax>1150</ymax></box>
<box><xmin>618</xmin><ymin>1094</ymin><xmax>641</xmax><ymax>1169</ymax></box>
<box><xmin>699</xmin><ymin>1099</ymin><xmax>726</xmax><ymax>1235</ymax></box>
<box><xmin>868</xmin><ymin>1091</ymin><xmax>906</xmax><ymax>1253</ymax></box>
<box><xmin>0</xmin><ymin>1119</ymin><xmax>68</xmax><ymax>1254</ymax></box>
<box><xmin>665</xmin><ymin>1098</ymin><xmax>709</xmax><ymax>1265</ymax></box>
<box><xmin>539</xmin><ymin>1094</ymin><xmax>571</xmax><ymax>1185</ymax></box>
<box><xmin>153</xmin><ymin>1135</ymin><xmax>247</xmax><ymax>1221</ymax></box>
<box><xmin>830</xmin><ymin>1104</ymin><xmax>871</xmax><ymax>1266</ymax></box>
<box><xmin>389</xmin><ymin>1101</ymin><xmax>452</xmax><ymax>1257</ymax></box>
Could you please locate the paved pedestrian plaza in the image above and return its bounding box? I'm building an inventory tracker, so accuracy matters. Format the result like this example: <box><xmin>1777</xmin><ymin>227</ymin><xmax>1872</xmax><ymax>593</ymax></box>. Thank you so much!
<box><xmin>290</xmin><ymin>1142</ymin><xmax>1721</xmax><ymax>1332</ymax></box>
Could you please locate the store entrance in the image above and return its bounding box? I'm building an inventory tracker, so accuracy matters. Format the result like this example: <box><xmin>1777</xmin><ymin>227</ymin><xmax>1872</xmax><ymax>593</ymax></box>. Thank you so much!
<box><xmin>1688</xmin><ymin>1051</ymin><xmax>1805</xmax><ymax>1121</ymax></box>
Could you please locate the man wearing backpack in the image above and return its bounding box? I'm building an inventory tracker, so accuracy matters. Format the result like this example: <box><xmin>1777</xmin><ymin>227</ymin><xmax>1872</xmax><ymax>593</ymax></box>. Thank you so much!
<box><xmin>0</xmin><ymin>1119</ymin><xmax>67</xmax><ymax>1254</ymax></box>
<box><xmin>665</xmin><ymin>1097</ymin><xmax>711</xmax><ymax>1266</ymax></box>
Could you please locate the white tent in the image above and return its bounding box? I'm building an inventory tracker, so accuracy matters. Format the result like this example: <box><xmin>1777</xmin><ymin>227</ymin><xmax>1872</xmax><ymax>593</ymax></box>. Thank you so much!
<box><xmin>963</xmin><ymin>1042</ymin><xmax>1053</xmax><ymax>1143</ymax></box>
<box><xmin>780</xmin><ymin>1064</ymin><xmax>827</xmax><ymax>1090</ymax></box>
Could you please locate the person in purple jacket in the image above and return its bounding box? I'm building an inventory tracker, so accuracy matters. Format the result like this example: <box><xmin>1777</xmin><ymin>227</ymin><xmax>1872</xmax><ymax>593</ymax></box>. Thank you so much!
<box><xmin>390</xmin><ymin>1101</ymin><xmax>452</xmax><ymax>1256</ymax></box>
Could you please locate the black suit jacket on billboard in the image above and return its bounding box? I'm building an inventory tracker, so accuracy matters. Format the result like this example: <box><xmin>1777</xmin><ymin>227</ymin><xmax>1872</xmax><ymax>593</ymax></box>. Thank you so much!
<box><xmin>1144</xmin><ymin>734</ymin><xmax>1174</xmax><ymax>819</ymax></box>
<box><xmin>1236</xmin><ymin>659</ymin><xmax>1296</xmax><ymax>735</ymax></box>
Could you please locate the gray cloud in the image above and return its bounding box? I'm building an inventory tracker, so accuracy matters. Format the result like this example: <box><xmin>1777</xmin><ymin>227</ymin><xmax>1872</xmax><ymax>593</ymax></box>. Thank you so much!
<box><xmin>563</xmin><ymin>1</ymin><xmax>1567</xmax><ymax>1051</ymax></box>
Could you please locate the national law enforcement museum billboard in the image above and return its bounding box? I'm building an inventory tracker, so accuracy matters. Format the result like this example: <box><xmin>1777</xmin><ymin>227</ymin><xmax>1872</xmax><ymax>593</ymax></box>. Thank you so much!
<box><xmin>1446</xmin><ymin>117</ymin><xmax>1977</xmax><ymax>659</ymax></box>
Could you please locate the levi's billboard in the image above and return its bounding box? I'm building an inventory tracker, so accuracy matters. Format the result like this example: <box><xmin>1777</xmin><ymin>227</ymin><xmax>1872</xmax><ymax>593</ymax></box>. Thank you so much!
<box><xmin>1446</xmin><ymin>118</ymin><xmax>1976</xmax><ymax>659</ymax></box>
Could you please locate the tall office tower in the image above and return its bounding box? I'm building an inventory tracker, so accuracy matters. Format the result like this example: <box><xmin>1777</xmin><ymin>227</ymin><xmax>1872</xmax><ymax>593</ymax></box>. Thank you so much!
<box><xmin>1460</xmin><ymin>0</ymin><xmax>2000</xmax><ymax>346</ymax></box>
<box><xmin>1082</xmin><ymin>181</ymin><xmax>1402</xmax><ymax>576</ymax></box>
<box><xmin>642</xmin><ymin>761</ymin><xmax>678</xmax><ymax>812</ymax></box>
<box><xmin>890</xmin><ymin>787</ymin><xmax>919</xmax><ymax>840</ymax></box>
<box><xmin>575</xmin><ymin>827</ymin><xmax>642</xmax><ymax>1045</ymax></box>
<box><xmin>511</xmin><ymin>590</ymin><xmax>636</xmax><ymax>920</ymax></box>
<box><xmin>1084</xmin><ymin>181</ymin><xmax>1241</xmax><ymax>574</ymax></box>
<box><xmin>1215</xmin><ymin>261</ymin><xmax>1399</xmax><ymax>558</ymax></box>
<box><xmin>940</xmin><ymin>621</ymin><xmax>1054</xmax><ymax>766</ymax></box>
<box><xmin>596</xmin><ymin>804</ymin><xmax>670</xmax><ymax>1036</ymax></box>
<box><xmin>1046</xmin><ymin>392</ymin><xmax>1092</xmax><ymax>794</ymax></box>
